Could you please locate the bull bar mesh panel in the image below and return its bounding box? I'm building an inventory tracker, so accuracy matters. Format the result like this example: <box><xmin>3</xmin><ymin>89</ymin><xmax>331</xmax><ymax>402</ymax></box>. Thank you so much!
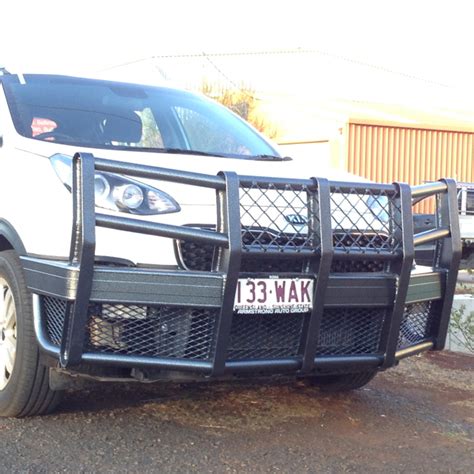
<box><xmin>330</xmin><ymin>259</ymin><xmax>385</xmax><ymax>273</ymax></box>
<box><xmin>238</xmin><ymin>181</ymin><xmax>401</xmax><ymax>256</ymax></box>
<box><xmin>40</xmin><ymin>297</ymin><xmax>434</xmax><ymax>364</ymax></box>
<box><xmin>239</xmin><ymin>256</ymin><xmax>308</xmax><ymax>274</ymax></box>
<box><xmin>316</xmin><ymin>308</ymin><xmax>386</xmax><ymax>356</ymax></box>
<box><xmin>329</xmin><ymin>186</ymin><xmax>401</xmax><ymax>255</ymax></box>
<box><xmin>42</xmin><ymin>296</ymin><xmax>218</xmax><ymax>360</ymax></box>
<box><xmin>86</xmin><ymin>304</ymin><xmax>218</xmax><ymax>360</ymax></box>
<box><xmin>397</xmin><ymin>301</ymin><xmax>439</xmax><ymax>350</ymax></box>
<box><xmin>227</xmin><ymin>312</ymin><xmax>305</xmax><ymax>360</ymax></box>
<box><xmin>239</xmin><ymin>183</ymin><xmax>321</xmax><ymax>253</ymax></box>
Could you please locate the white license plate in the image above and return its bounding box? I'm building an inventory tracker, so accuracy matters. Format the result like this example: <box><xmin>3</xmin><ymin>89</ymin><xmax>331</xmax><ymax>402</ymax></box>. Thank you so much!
<box><xmin>234</xmin><ymin>278</ymin><xmax>313</xmax><ymax>314</ymax></box>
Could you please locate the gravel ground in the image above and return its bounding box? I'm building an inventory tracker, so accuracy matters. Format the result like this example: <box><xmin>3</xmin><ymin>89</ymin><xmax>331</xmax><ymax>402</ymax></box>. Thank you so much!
<box><xmin>1</xmin><ymin>351</ymin><xmax>473</xmax><ymax>473</ymax></box>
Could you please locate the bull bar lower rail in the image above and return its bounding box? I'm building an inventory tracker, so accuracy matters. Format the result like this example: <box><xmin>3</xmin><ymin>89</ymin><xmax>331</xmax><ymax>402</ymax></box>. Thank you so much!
<box><xmin>21</xmin><ymin>153</ymin><xmax>462</xmax><ymax>377</ymax></box>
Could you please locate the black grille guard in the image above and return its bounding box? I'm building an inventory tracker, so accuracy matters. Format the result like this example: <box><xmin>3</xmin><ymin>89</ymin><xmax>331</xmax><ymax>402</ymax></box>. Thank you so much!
<box><xmin>21</xmin><ymin>153</ymin><xmax>462</xmax><ymax>376</ymax></box>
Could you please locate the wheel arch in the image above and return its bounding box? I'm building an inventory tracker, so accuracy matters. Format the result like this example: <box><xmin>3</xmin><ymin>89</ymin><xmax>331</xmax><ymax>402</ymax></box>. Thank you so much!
<box><xmin>0</xmin><ymin>219</ymin><xmax>26</xmax><ymax>255</ymax></box>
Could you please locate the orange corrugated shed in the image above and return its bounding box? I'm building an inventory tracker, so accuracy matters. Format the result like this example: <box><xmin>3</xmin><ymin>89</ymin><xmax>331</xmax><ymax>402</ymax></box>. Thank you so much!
<box><xmin>345</xmin><ymin>119</ymin><xmax>474</xmax><ymax>213</ymax></box>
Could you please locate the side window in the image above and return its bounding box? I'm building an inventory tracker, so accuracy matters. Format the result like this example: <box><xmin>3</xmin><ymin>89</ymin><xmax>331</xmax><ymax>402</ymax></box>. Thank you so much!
<box><xmin>467</xmin><ymin>191</ymin><xmax>474</xmax><ymax>214</ymax></box>
<box><xmin>458</xmin><ymin>188</ymin><xmax>474</xmax><ymax>215</ymax></box>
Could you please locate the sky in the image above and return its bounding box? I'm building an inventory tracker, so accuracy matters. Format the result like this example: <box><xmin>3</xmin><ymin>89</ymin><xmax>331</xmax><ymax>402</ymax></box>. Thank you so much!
<box><xmin>2</xmin><ymin>0</ymin><xmax>473</xmax><ymax>84</ymax></box>
<box><xmin>1</xmin><ymin>0</ymin><xmax>473</xmax><ymax>139</ymax></box>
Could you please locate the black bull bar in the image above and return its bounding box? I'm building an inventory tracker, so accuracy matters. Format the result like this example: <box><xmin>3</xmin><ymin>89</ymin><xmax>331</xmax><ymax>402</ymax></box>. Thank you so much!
<box><xmin>21</xmin><ymin>153</ymin><xmax>462</xmax><ymax>376</ymax></box>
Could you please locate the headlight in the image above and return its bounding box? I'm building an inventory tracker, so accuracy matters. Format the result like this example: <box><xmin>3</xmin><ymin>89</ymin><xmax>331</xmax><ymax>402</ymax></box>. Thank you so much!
<box><xmin>50</xmin><ymin>154</ymin><xmax>180</xmax><ymax>215</ymax></box>
<box><xmin>94</xmin><ymin>174</ymin><xmax>111</xmax><ymax>202</ymax></box>
<box><xmin>113</xmin><ymin>184</ymin><xmax>144</xmax><ymax>210</ymax></box>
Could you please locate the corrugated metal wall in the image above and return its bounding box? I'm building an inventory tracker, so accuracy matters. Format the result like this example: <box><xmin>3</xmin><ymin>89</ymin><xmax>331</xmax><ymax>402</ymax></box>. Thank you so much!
<box><xmin>346</xmin><ymin>122</ymin><xmax>474</xmax><ymax>213</ymax></box>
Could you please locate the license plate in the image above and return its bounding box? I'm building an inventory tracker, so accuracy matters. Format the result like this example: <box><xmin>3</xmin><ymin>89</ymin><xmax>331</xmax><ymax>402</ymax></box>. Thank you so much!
<box><xmin>234</xmin><ymin>278</ymin><xmax>313</xmax><ymax>314</ymax></box>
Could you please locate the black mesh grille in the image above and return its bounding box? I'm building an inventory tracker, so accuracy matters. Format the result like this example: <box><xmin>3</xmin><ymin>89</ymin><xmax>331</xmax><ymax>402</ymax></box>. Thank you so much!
<box><xmin>240</xmin><ymin>257</ymin><xmax>308</xmax><ymax>274</ymax></box>
<box><xmin>40</xmin><ymin>299</ymin><xmax>398</xmax><ymax>364</ymax></box>
<box><xmin>240</xmin><ymin>183</ymin><xmax>320</xmax><ymax>253</ymax></box>
<box><xmin>330</xmin><ymin>187</ymin><xmax>401</xmax><ymax>254</ymax></box>
<box><xmin>178</xmin><ymin>240</ymin><xmax>384</xmax><ymax>273</ymax></box>
<box><xmin>178</xmin><ymin>238</ymin><xmax>214</xmax><ymax>272</ymax></box>
<box><xmin>87</xmin><ymin>304</ymin><xmax>218</xmax><ymax>360</ymax></box>
<box><xmin>41</xmin><ymin>296</ymin><xmax>218</xmax><ymax>359</ymax></box>
<box><xmin>330</xmin><ymin>259</ymin><xmax>385</xmax><ymax>273</ymax></box>
<box><xmin>178</xmin><ymin>239</ymin><xmax>309</xmax><ymax>273</ymax></box>
<box><xmin>227</xmin><ymin>312</ymin><xmax>305</xmax><ymax>360</ymax></box>
<box><xmin>398</xmin><ymin>301</ymin><xmax>438</xmax><ymax>350</ymax></box>
<box><xmin>316</xmin><ymin>308</ymin><xmax>386</xmax><ymax>356</ymax></box>
<box><xmin>178</xmin><ymin>185</ymin><xmax>400</xmax><ymax>273</ymax></box>
<box><xmin>42</xmin><ymin>296</ymin><xmax>67</xmax><ymax>346</ymax></box>
<box><xmin>239</xmin><ymin>182</ymin><xmax>400</xmax><ymax>254</ymax></box>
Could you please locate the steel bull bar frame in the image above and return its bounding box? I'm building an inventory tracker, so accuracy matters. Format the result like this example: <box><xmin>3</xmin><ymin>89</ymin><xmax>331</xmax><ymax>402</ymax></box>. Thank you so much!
<box><xmin>21</xmin><ymin>153</ymin><xmax>462</xmax><ymax>376</ymax></box>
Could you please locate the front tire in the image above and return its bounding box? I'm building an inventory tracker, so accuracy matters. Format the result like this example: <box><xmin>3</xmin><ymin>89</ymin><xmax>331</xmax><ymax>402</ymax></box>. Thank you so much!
<box><xmin>0</xmin><ymin>250</ymin><xmax>63</xmax><ymax>417</ymax></box>
<box><xmin>305</xmin><ymin>370</ymin><xmax>377</xmax><ymax>392</ymax></box>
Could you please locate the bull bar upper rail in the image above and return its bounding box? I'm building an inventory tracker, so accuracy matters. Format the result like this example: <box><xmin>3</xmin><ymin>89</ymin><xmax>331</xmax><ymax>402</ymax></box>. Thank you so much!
<box><xmin>21</xmin><ymin>152</ymin><xmax>462</xmax><ymax>376</ymax></box>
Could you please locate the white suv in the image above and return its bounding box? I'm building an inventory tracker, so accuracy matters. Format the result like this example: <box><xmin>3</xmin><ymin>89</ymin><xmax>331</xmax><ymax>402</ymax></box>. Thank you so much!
<box><xmin>0</xmin><ymin>72</ymin><xmax>461</xmax><ymax>416</ymax></box>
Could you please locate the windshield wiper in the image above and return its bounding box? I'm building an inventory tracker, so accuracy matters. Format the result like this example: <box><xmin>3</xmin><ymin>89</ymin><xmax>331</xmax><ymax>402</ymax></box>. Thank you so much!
<box><xmin>98</xmin><ymin>146</ymin><xmax>226</xmax><ymax>157</ymax></box>
<box><xmin>161</xmin><ymin>149</ymin><xmax>292</xmax><ymax>161</ymax></box>
<box><xmin>154</xmin><ymin>148</ymin><xmax>227</xmax><ymax>157</ymax></box>
<box><xmin>251</xmin><ymin>154</ymin><xmax>293</xmax><ymax>161</ymax></box>
<box><xmin>100</xmin><ymin>145</ymin><xmax>292</xmax><ymax>161</ymax></box>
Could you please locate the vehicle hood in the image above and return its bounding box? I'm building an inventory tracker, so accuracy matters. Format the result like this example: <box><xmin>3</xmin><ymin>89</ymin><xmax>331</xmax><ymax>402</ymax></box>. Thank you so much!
<box><xmin>17</xmin><ymin>138</ymin><xmax>368</xmax><ymax>187</ymax></box>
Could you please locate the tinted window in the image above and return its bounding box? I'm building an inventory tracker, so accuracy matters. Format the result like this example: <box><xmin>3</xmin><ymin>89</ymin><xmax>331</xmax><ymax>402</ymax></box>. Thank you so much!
<box><xmin>467</xmin><ymin>191</ymin><xmax>474</xmax><ymax>214</ymax></box>
<box><xmin>2</xmin><ymin>75</ymin><xmax>279</xmax><ymax>159</ymax></box>
<box><xmin>458</xmin><ymin>188</ymin><xmax>474</xmax><ymax>214</ymax></box>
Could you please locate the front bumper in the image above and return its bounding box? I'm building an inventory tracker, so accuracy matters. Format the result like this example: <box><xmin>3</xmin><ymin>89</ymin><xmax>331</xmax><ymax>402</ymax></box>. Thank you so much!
<box><xmin>21</xmin><ymin>153</ymin><xmax>462</xmax><ymax>377</ymax></box>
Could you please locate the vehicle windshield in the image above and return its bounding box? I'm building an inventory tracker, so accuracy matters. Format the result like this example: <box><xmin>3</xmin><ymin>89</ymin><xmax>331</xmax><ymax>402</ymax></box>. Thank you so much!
<box><xmin>2</xmin><ymin>74</ymin><xmax>280</xmax><ymax>159</ymax></box>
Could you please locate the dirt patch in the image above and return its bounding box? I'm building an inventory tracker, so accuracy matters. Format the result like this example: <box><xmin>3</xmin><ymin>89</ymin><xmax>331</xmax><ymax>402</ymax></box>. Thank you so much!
<box><xmin>383</xmin><ymin>351</ymin><xmax>474</xmax><ymax>393</ymax></box>
<box><xmin>135</xmin><ymin>382</ymin><xmax>330</xmax><ymax>432</ymax></box>
<box><xmin>2</xmin><ymin>351</ymin><xmax>473</xmax><ymax>472</ymax></box>
<box><xmin>424</xmin><ymin>350</ymin><xmax>474</xmax><ymax>371</ymax></box>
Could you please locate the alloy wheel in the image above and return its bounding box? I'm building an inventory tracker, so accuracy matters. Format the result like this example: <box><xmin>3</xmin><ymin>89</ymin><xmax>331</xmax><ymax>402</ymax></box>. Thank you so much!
<box><xmin>0</xmin><ymin>277</ymin><xmax>17</xmax><ymax>390</ymax></box>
